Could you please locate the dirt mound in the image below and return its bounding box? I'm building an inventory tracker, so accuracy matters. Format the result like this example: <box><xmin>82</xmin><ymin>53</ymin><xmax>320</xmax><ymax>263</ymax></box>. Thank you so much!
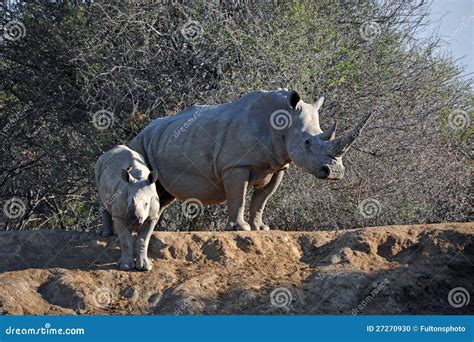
<box><xmin>0</xmin><ymin>223</ymin><xmax>472</xmax><ymax>315</ymax></box>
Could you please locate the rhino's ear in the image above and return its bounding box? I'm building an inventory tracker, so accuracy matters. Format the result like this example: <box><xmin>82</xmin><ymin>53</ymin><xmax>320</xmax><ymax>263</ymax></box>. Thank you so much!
<box><xmin>288</xmin><ymin>90</ymin><xmax>301</xmax><ymax>109</ymax></box>
<box><xmin>147</xmin><ymin>170</ymin><xmax>159</xmax><ymax>185</ymax></box>
<box><xmin>121</xmin><ymin>168</ymin><xmax>132</xmax><ymax>183</ymax></box>
<box><xmin>314</xmin><ymin>96</ymin><xmax>325</xmax><ymax>112</ymax></box>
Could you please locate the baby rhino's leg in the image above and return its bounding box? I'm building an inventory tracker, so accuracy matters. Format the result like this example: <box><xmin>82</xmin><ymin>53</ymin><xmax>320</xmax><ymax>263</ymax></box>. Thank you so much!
<box><xmin>100</xmin><ymin>210</ymin><xmax>114</xmax><ymax>237</ymax></box>
<box><xmin>113</xmin><ymin>217</ymin><xmax>135</xmax><ymax>270</ymax></box>
<box><xmin>135</xmin><ymin>218</ymin><xmax>158</xmax><ymax>271</ymax></box>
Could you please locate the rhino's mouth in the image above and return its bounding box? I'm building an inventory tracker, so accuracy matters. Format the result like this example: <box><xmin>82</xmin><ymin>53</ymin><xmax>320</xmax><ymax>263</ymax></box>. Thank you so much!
<box><xmin>127</xmin><ymin>217</ymin><xmax>141</xmax><ymax>230</ymax></box>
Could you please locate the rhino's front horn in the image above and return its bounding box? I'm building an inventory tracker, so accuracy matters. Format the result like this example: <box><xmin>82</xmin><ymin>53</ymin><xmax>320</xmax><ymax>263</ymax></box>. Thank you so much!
<box><xmin>329</xmin><ymin>113</ymin><xmax>372</xmax><ymax>156</ymax></box>
<box><xmin>319</xmin><ymin>121</ymin><xmax>337</xmax><ymax>141</ymax></box>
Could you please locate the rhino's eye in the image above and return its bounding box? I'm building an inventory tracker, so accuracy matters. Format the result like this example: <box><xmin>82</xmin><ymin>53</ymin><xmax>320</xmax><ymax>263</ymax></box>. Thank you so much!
<box><xmin>304</xmin><ymin>139</ymin><xmax>311</xmax><ymax>148</ymax></box>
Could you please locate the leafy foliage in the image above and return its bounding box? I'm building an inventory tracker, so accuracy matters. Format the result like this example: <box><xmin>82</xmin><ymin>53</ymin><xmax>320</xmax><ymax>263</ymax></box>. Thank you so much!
<box><xmin>1</xmin><ymin>0</ymin><xmax>471</xmax><ymax>231</ymax></box>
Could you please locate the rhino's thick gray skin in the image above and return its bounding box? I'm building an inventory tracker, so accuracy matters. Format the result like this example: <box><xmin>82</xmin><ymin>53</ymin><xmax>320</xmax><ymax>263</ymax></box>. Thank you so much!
<box><xmin>95</xmin><ymin>145</ymin><xmax>160</xmax><ymax>271</ymax></box>
<box><xmin>129</xmin><ymin>89</ymin><xmax>371</xmax><ymax>231</ymax></box>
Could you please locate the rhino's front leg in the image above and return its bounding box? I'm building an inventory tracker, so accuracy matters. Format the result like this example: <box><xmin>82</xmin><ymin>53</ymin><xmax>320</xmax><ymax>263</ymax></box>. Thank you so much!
<box><xmin>113</xmin><ymin>217</ymin><xmax>135</xmax><ymax>270</ymax></box>
<box><xmin>249</xmin><ymin>170</ymin><xmax>285</xmax><ymax>231</ymax></box>
<box><xmin>135</xmin><ymin>218</ymin><xmax>158</xmax><ymax>271</ymax></box>
<box><xmin>223</xmin><ymin>168</ymin><xmax>251</xmax><ymax>231</ymax></box>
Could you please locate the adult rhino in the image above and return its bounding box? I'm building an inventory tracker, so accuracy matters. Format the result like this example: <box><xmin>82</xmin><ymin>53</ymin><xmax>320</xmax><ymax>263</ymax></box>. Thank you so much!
<box><xmin>128</xmin><ymin>89</ymin><xmax>371</xmax><ymax>231</ymax></box>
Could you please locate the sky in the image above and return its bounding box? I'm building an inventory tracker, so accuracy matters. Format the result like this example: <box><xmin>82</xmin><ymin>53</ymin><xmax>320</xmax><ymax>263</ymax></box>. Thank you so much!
<box><xmin>424</xmin><ymin>0</ymin><xmax>474</xmax><ymax>77</ymax></box>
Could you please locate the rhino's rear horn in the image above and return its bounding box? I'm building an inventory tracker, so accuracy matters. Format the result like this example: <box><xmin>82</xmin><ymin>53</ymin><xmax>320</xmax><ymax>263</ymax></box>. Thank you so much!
<box><xmin>319</xmin><ymin>121</ymin><xmax>337</xmax><ymax>141</ymax></box>
<box><xmin>330</xmin><ymin>113</ymin><xmax>372</xmax><ymax>156</ymax></box>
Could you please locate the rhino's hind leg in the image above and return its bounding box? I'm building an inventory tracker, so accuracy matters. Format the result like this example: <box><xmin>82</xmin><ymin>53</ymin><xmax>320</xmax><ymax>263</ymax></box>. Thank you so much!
<box><xmin>223</xmin><ymin>168</ymin><xmax>251</xmax><ymax>231</ymax></box>
<box><xmin>135</xmin><ymin>218</ymin><xmax>159</xmax><ymax>271</ymax></box>
<box><xmin>113</xmin><ymin>217</ymin><xmax>135</xmax><ymax>271</ymax></box>
<box><xmin>100</xmin><ymin>209</ymin><xmax>114</xmax><ymax>237</ymax></box>
<box><xmin>155</xmin><ymin>184</ymin><xmax>176</xmax><ymax>229</ymax></box>
<box><xmin>249</xmin><ymin>170</ymin><xmax>285</xmax><ymax>231</ymax></box>
<box><xmin>157</xmin><ymin>190</ymin><xmax>175</xmax><ymax>217</ymax></box>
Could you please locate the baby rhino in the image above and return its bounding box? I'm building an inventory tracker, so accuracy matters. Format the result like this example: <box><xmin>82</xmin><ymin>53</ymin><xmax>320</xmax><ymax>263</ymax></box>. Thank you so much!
<box><xmin>95</xmin><ymin>145</ymin><xmax>160</xmax><ymax>271</ymax></box>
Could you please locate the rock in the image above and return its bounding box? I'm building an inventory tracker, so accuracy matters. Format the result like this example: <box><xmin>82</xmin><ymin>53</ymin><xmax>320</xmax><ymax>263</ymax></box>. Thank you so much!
<box><xmin>120</xmin><ymin>286</ymin><xmax>136</xmax><ymax>299</ymax></box>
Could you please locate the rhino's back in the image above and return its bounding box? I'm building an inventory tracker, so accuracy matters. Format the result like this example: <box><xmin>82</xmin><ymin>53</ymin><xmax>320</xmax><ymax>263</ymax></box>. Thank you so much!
<box><xmin>129</xmin><ymin>90</ymin><xmax>285</xmax><ymax>163</ymax></box>
<box><xmin>95</xmin><ymin>145</ymin><xmax>146</xmax><ymax>181</ymax></box>
<box><xmin>127</xmin><ymin>90</ymin><xmax>288</xmax><ymax>203</ymax></box>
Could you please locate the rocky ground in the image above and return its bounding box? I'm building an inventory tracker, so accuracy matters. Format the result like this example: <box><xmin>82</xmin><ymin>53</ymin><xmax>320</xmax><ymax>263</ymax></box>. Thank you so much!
<box><xmin>0</xmin><ymin>222</ymin><xmax>472</xmax><ymax>315</ymax></box>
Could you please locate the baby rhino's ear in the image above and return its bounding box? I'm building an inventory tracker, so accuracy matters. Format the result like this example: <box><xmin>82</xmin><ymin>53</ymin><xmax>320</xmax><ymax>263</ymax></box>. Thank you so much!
<box><xmin>121</xmin><ymin>165</ymin><xmax>135</xmax><ymax>183</ymax></box>
<box><xmin>121</xmin><ymin>168</ymin><xmax>132</xmax><ymax>183</ymax></box>
<box><xmin>148</xmin><ymin>170</ymin><xmax>159</xmax><ymax>184</ymax></box>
